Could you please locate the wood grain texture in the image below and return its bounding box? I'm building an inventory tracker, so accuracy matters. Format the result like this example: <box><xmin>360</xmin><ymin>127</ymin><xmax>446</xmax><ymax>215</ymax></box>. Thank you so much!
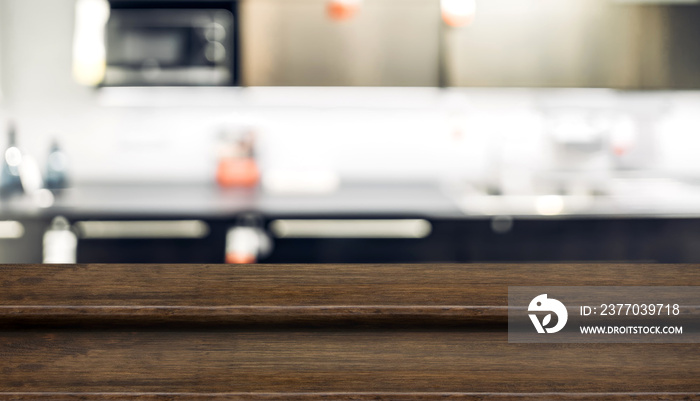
<box><xmin>0</xmin><ymin>394</ymin><xmax>698</xmax><ymax>401</ymax></box>
<box><xmin>1</xmin><ymin>263</ymin><xmax>699</xmax><ymax>304</ymax></box>
<box><xmin>2</xmin><ymin>330</ymin><xmax>699</xmax><ymax>393</ymax></box>
<box><xmin>0</xmin><ymin>264</ymin><xmax>699</xmax><ymax>400</ymax></box>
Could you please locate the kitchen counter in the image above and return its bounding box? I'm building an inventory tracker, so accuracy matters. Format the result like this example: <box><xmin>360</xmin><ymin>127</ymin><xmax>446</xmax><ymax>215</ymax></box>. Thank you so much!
<box><xmin>4</xmin><ymin>179</ymin><xmax>700</xmax><ymax>219</ymax></box>
<box><xmin>0</xmin><ymin>182</ymin><xmax>463</xmax><ymax>219</ymax></box>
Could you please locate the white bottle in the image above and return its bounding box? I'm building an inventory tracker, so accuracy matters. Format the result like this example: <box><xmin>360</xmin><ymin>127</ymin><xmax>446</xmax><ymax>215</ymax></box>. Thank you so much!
<box><xmin>43</xmin><ymin>216</ymin><xmax>77</xmax><ymax>264</ymax></box>
<box><xmin>224</xmin><ymin>215</ymin><xmax>272</xmax><ymax>264</ymax></box>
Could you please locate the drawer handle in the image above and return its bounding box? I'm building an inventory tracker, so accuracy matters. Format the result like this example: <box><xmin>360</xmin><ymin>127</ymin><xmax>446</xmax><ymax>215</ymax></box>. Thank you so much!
<box><xmin>0</xmin><ymin>221</ymin><xmax>25</xmax><ymax>239</ymax></box>
<box><xmin>270</xmin><ymin>219</ymin><xmax>431</xmax><ymax>239</ymax></box>
<box><xmin>75</xmin><ymin>220</ymin><xmax>209</xmax><ymax>239</ymax></box>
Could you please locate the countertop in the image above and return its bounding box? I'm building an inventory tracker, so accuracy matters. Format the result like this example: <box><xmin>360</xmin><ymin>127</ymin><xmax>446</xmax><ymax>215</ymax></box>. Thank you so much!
<box><xmin>0</xmin><ymin>182</ymin><xmax>463</xmax><ymax>219</ymax></box>
<box><xmin>3</xmin><ymin>179</ymin><xmax>700</xmax><ymax>219</ymax></box>
<box><xmin>0</xmin><ymin>263</ymin><xmax>699</xmax><ymax>399</ymax></box>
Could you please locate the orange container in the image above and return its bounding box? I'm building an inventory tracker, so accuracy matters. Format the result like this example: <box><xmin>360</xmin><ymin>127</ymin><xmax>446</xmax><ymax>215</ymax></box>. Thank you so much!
<box><xmin>216</xmin><ymin>157</ymin><xmax>260</xmax><ymax>188</ymax></box>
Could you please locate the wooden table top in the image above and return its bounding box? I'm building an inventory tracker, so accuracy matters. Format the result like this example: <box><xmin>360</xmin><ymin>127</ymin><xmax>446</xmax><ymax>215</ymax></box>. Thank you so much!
<box><xmin>1</xmin><ymin>264</ymin><xmax>699</xmax><ymax>400</ymax></box>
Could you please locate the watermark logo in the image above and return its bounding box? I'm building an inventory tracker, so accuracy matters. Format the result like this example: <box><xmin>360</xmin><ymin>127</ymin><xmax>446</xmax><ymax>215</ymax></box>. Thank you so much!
<box><xmin>528</xmin><ymin>294</ymin><xmax>568</xmax><ymax>334</ymax></box>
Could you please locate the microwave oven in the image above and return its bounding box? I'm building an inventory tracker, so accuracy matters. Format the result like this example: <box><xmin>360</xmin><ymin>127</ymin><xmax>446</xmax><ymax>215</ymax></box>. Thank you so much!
<box><xmin>104</xmin><ymin>1</ymin><xmax>239</xmax><ymax>86</ymax></box>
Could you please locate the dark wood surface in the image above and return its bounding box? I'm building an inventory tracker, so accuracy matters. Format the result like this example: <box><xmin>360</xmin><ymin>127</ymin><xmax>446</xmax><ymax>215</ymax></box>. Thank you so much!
<box><xmin>1</xmin><ymin>264</ymin><xmax>699</xmax><ymax>400</ymax></box>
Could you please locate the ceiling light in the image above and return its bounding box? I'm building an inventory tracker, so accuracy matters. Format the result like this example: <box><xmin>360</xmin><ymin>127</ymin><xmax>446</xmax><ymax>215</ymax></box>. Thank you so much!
<box><xmin>327</xmin><ymin>0</ymin><xmax>362</xmax><ymax>21</ymax></box>
<box><xmin>441</xmin><ymin>0</ymin><xmax>476</xmax><ymax>27</ymax></box>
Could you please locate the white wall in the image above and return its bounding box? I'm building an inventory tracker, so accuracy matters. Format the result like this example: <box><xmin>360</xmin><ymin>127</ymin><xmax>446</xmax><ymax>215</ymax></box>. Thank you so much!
<box><xmin>0</xmin><ymin>0</ymin><xmax>6</xmax><ymax>104</ymax></box>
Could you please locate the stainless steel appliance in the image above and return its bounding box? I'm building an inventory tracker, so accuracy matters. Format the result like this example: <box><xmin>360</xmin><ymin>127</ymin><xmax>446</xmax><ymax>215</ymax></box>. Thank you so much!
<box><xmin>104</xmin><ymin>2</ymin><xmax>237</xmax><ymax>86</ymax></box>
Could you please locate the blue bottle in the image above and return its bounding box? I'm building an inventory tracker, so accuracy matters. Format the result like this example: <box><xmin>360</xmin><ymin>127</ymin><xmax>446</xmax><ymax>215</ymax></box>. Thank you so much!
<box><xmin>45</xmin><ymin>139</ymin><xmax>69</xmax><ymax>190</ymax></box>
<box><xmin>0</xmin><ymin>123</ymin><xmax>24</xmax><ymax>197</ymax></box>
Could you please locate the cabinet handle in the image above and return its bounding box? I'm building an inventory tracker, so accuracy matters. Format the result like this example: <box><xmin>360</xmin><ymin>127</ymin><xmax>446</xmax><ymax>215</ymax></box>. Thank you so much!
<box><xmin>269</xmin><ymin>219</ymin><xmax>431</xmax><ymax>239</ymax></box>
<box><xmin>75</xmin><ymin>220</ymin><xmax>209</xmax><ymax>239</ymax></box>
<box><xmin>0</xmin><ymin>221</ymin><xmax>24</xmax><ymax>239</ymax></box>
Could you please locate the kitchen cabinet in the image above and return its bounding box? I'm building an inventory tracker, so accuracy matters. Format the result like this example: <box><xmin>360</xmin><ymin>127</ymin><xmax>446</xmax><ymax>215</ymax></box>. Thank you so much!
<box><xmin>443</xmin><ymin>0</ymin><xmax>671</xmax><ymax>88</ymax></box>
<box><xmin>240</xmin><ymin>0</ymin><xmax>440</xmax><ymax>86</ymax></box>
<box><xmin>72</xmin><ymin>216</ymin><xmax>700</xmax><ymax>264</ymax></box>
<box><xmin>264</xmin><ymin>217</ymin><xmax>462</xmax><ymax>263</ymax></box>
<box><xmin>0</xmin><ymin>218</ymin><xmax>49</xmax><ymax>264</ymax></box>
<box><xmin>75</xmin><ymin>218</ymin><xmax>229</xmax><ymax>264</ymax></box>
<box><xmin>238</xmin><ymin>0</ymin><xmax>700</xmax><ymax>89</ymax></box>
<box><xmin>458</xmin><ymin>218</ymin><xmax>700</xmax><ymax>263</ymax></box>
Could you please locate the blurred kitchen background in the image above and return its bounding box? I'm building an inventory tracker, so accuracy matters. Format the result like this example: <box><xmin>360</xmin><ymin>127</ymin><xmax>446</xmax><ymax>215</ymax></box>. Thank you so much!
<box><xmin>3</xmin><ymin>0</ymin><xmax>700</xmax><ymax>264</ymax></box>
